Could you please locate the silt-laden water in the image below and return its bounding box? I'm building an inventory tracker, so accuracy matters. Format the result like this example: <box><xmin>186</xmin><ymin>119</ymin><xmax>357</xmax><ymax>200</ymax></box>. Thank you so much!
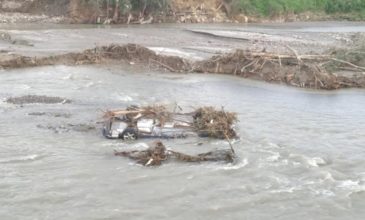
<box><xmin>1</xmin><ymin>64</ymin><xmax>365</xmax><ymax>220</ymax></box>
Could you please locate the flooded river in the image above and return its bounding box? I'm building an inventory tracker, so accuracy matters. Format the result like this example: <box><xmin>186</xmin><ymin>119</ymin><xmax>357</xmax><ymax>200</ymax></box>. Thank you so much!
<box><xmin>1</xmin><ymin>65</ymin><xmax>365</xmax><ymax>220</ymax></box>
<box><xmin>1</xmin><ymin>23</ymin><xmax>365</xmax><ymax>219</ymax></box>
<box><xmin>1</xmin><ymin>21</ymin><xmax>365</xmax><ymax>57</ymax></box>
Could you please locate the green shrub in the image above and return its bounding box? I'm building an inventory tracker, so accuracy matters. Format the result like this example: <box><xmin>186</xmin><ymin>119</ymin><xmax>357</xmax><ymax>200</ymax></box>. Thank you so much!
<box><xmin>232</xmin><ymin>0</ymin><xmax>365</xmax><ymax>16</ymax></box>
<box><xmin>129</xmin><ymin>0</ymin><xmax>169</xmax><ymax>12</ymax></box>
<box><xmin>325</xmin><ymin>0</ymin><xmax>365</xmax><ymax>13</ymax></box>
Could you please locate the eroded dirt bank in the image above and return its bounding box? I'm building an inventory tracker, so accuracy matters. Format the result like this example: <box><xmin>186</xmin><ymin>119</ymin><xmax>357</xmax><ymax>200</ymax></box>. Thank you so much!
<box><xmin>2</xmin><ymin>0</ymin><xmax>363</xmax><ymax>25</ymax></box>
<box><xmin>1</xmin><ymin>43</ymin><xmax>364</xmax><ymax>90</ymax></box>
<box><xmin>0</xmin><ymin>0</ymin><xmax>230</xmax><ymax>24</ymax></box>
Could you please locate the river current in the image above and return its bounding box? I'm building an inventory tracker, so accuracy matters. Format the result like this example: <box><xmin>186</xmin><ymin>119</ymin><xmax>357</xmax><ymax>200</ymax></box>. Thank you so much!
<box><xmin>1</xmin><ymin>22</ymin><xmax>365</xmax><ymax>220</ymax></box>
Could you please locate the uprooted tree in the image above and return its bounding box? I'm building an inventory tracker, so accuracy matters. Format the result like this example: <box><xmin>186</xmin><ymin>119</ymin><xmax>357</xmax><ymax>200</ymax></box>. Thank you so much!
<box><xmin>114</xmin><ymin>141</ymin><xmax>235</xmax><ymax>166</ymax></box>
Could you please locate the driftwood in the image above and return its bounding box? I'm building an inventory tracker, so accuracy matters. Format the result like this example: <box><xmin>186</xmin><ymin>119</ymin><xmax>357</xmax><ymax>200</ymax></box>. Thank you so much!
<box><xmin>115</xmin><ymin>141</ymin><xmax>168</xmax><ymax>166</ymax></box>
<box><xmin>330</xmin><ymin>58</ymin><xmax>365</xmax><ymax>71</ymax></box>
<box><xmin>285</xmin><ymin>45</ymin><xmax>302</xmax><ymax>64</ymax></box>
<box><xmin>193</xmin><ymin>47</ymin><xmax>365</xmax><ymax>90</ymax></box>
<box><xmin>149</xmin><ymin>58</ymin><xmax>176</xmax><ymax>72</ymax></box>
<box><xmin>193</xmin><ymin>107</ymin><xmax>238</xmax><ymax>139</ymax></box>
<box><xmin>114</xmin><ymin>141</ymin><xmax>235</xmax><ymax>166</ymax></box>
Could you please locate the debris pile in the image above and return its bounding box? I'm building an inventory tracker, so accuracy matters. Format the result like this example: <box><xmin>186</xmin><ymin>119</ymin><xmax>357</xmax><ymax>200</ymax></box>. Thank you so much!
<box><xmin>0</xmin><ymin>44</ymin><xmax>190</xmax><ymax>72</ymax></box>
<box><xmin>115</xmin><ymin>141</ymin><xmax>168</xmax><ymax>166</ymax></box>
<box><xmin>327</xmin><ymin>33</ymin><xmax>365</xmax><ymax>71</ymax></box>
<box><xmin>104</xmin><ymin>105</ymin><xmax>173</xmax><ymax>126</ymax></box>
<box><xmin>1</xmin><ymin>43</ymin><xmax>364</xmax><ymax>90</ymax></box>
<box><xmin>114</xmin><ymin>141</ymin><xmax>235</xmax><ymax>166</ymax></box>
<box><xmin>193</xmin><ymin>107</ymin><xmax>237</xmax><ymax>139</ymax></box>
<box><xmin>86</xmin><ymin>44</ymin><xmax>191</xmax><ymax>72</ymax></box>
<box><xmin>194</xmin><ymin>48</ymin><xmax>365</xmax><ymax>89</ymax></box>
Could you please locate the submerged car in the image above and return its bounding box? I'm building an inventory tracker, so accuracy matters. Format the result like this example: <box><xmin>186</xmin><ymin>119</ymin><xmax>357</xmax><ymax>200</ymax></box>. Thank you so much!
<box><xmin>102</xmin><ymin>105</ymin><xmax>238</xmax><ymax>140</ymax></box>
<box><xmin>103</xmin><ymin>117</ymin><xmax>193</xmax><ymax>140</ymax></box>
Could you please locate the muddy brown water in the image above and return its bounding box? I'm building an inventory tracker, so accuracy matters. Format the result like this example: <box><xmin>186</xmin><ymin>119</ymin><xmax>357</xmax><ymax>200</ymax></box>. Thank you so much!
<box><xmin>1</xmin><ymin>23</ymin><xmax>365</xmax><ymax>220</ymax></box>
<box><xmin>1</xmin><ymin>64</ymin><xmax>365</xmax><ymax>220</ymax></box>
<box><xmin>1</xmin><ymin>22</ymin><xmax>364</xmax><ymax>58</ymax></box>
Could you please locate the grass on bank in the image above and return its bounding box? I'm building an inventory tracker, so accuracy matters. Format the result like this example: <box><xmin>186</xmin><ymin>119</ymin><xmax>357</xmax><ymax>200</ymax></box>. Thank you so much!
<box><xmin>80</xmin><ymin>0</ymin><xmax>365</xmax><ymax>20</ymax></box>
<box><xmin>232</xmin><ymin>0</ymin><xmax>365</xmax><ymax>19</ymax></box>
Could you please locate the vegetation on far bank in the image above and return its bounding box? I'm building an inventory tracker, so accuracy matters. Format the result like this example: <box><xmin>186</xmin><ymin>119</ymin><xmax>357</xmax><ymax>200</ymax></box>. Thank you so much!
<box><xmin>2</xmin><ymin>0</ymin><xmax>365</xmax><ymax>22</ymax></box>
<box><xmin>232</xmin><ymin>0</ymin><xmax>365</xmax><ymax>18</ymax></box>
<box><xmin>78</xmin><ymin>0</ymin><xmax>365</xmax><ymax>21</ymax></box>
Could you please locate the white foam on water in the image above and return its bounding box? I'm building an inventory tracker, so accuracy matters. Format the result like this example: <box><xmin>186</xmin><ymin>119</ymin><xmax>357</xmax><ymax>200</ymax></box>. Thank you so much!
<box><xmin>216</xmin><ymin>158</ymin><xmax>248</xmax><ymax>170</ymax></box>
<box><xmin>0</xmin><ymin>154</ymin><xmax>39</xmax><ymax>163</ymax></box>
<box><xmin>307</xmin><ymin>157</ymin><xmax>327</xmax><ymax>167</ymax></box>
<box><xmin>323</xmin><ymin>172</ymin><xmax>336</xmax><ymax>182</ymax></box>
<box><xmin>337</xmin><ymin>180</ymin><xmax>361</xmax><ymax>189</ymax></box>
<box><xmin>270</xmin><ymin>186</ymin><xmax>298</xmax><ymax>194</ymax></box>
<box><xmin>114</xmin><ymin>93</ymin><xmax>133</xmax><ymax>102</ymax></box>
<box><xmin>266</xmin><ymin>152</ymin><xmax>281</xmax><ymax>162</ymax></box>
<box><xmin>336</xmin><ymin>179</ymin><xmax>365</xmax><ymax>197</ymax></box>
<box><xmin>102</xmin><ymin>142</ymin><xmax>127</xmax><ymax>147</ymax></box>
<box><xmin>84</xmin><ymin>82</ymin><xmax>95</xmax><ymax>88</ymax></box>
<box><xmin>18</xmin><ymin>84</ymin><xmax>31</xmax><ymax>90</ymax></box>
<box><xmin>313</xmin><ymin>189</ymin><xmax>335</xmax><ymax>197</ymax></box>
<box><xmin>62</xmin><ymin>74</ymin><xmax>74</xmax><ymax>80</ymax></box>
<box><xmin>113</xmin><ymin>33</ymin><xmax>128</xmax><ymax>38</ymax></box>
<box><xmin>289</xmin><ymin>154</ymin><xmax>327</xmax><ymax>167</ymax></box>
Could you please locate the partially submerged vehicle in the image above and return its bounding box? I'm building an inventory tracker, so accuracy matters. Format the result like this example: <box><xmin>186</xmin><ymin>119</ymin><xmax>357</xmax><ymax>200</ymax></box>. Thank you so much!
<box><xmin>103</xmin><ymin>105</ymin><xmax>238</xmax><ymax>140</ymax></box>
<box><xmin>103</xmin><ymin>113</ymin><xmax>193</xmax><ymax>140</ymax></box>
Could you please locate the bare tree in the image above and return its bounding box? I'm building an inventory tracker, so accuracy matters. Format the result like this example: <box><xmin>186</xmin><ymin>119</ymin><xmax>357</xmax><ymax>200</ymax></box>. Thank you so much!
<box><xmin>113</xmin><ymin>0</ymin><xmax>120</xmax><ymax>21</ymax></box>
<box><xmin>106</xmin><ymin>0</ymin><xmax>110</xmax><ymax>18</ymax></box>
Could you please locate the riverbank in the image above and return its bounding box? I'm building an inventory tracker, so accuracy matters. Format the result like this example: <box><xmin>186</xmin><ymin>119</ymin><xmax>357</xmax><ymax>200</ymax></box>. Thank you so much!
<box><xmin>0</xmin><ymin>0</ymin><xmax>364</xmax><ymax>24</ymax></box>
